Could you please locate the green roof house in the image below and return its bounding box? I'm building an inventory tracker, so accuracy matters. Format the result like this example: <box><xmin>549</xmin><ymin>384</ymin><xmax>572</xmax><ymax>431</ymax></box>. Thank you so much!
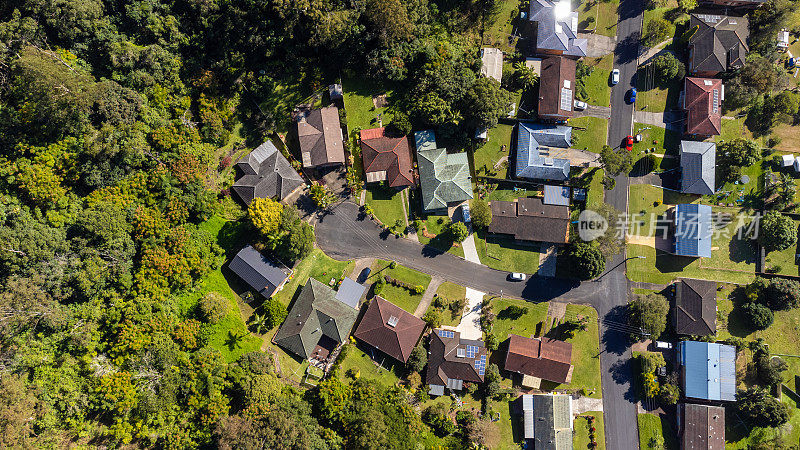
<box><xmin>522</xmin><ymin>393</ymin><xmax>573</xmax><ymax>449</ymax></box>
<box><xmin>273</xmin><ymin>278</ymin><xmax>359</xmax><ymax>362</ymax></box>
<box><xmin>416</xmin><ymin>130</ymin><xmax>473</xmax><ymax>212</ymax></box>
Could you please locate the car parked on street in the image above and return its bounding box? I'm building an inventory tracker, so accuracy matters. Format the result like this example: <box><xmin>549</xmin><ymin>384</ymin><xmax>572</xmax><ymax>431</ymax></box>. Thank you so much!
<box><xmin>624</xmin><ymin>135</ymin><xmax>634</xmax><ymax>151</ymax></box>
<box><xmin>611</xmin><ymin>69</ymin><xmax>620</xmax><ymax>85</ymax></box>
<box><xmin>508</xmin><ymin>272</ymin><xmax>526</xmax><ymax>281</ymax></box>
<box><xmin>627</xmin><ymin>88</ymin><xmax>637</xmax><ymax>104</ymax></box>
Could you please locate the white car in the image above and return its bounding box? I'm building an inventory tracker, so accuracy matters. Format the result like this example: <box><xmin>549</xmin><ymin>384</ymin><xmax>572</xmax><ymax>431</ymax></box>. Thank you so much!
<box><xmin>508</xmin><ymin>272</ymin><xmax>526</xmax><ymax>281</ymax></box>
<box><xmin>611</xmin><ymin>69</ymin><xmax>620</xmax><ymax>85</ymax></box>
<box><xmin>574</xmin><ymin>100</ymin><xmax>587</xmax><ymax>110</ymax></box>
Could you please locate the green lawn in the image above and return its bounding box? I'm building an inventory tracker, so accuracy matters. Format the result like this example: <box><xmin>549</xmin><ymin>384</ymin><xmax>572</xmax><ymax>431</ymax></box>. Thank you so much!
<box><xmin>372</xmin><ymin>259</ymin><xmax>432</xmax><ymax>313</ymax></box>
<box><xmin>489</xmin><ymin>297</ymin><xmax>602</xmax><ymax>398</ymax></box>
<box><xmin>570</xmin><ymin>116</ymin><xmax>609</xmax><ymax>154</ymax></box>
<box><xmin>335</xmin><ymin>343</ymin><xmax>402</xmax><ymax>388</ymax></box>
<box><xmin>342</xmin><ymin>77</ymin><xmax>394</xmax><ymax>134</ymax></box>
<box><xmin>472</xmin><ymin>123</ymin><xmax>514</xmax><ymax>178</ymax></box>
<box><xmin>481</xmin><ymin>0</ymin><xmax>523</xmax><ymax>53</ymax></box>
<box><xmin>416</xmin><ymin>214</ymin><xmax>465</xmax><ymax>258</ymax></box>
<box><xmin>474</xmin><ymin>229</ymin><xmax>542</xmax><ymax>274</ymax></box>
<box><xmin>579</xmin><ymin>0</ymin><xmax>620</xmax><ymax>38</ymax></box>
<box><xmin>635</xmin><ymin>65</ymin><xmax>682</xmax><ymax>113</ymax></box>
<box><xmin>574</xmin><ymin>413</ymin><xmax>606</xmax><ymax>450</ymax></box>
<box><xmin>581</xmin><ymin>54</ymin><xmax>614</xmax><ymax>107</ymax></box>
<box><xmin>427</xmin><ymin>281</ymin><xmax>468</xmax><ymax>327</ymax></box>
<box><xmin>764</xmin><ymin>225</ymin><xmax>800</xmax><ymax>276</ymax></box>
<box><xmin>364</xmin><ymin>184</ymin><xmax>408</xmax><ymax>229</ymax></box>
<box><xmin>707</xmin><ymin>157</ymin><xmax>766</xmax><ymax>209</ymax></box>
<box><xmin>637</xmin><ymin>413</ymin><xmax>678</xmax><ymax>450</ymax></box>
<box><xmin>259</xmin><ymin>77</ymin><xmax>314</xmax><ymax>134</ymax></box>
<box><xmin>630</xmin><ymin>123</ymin><xmax>680</xmax><ymax>173</ymax></box>
<box><xmin>642</xmin><ymin>6</ymin><xmax>679</xmax><ymax>46</ymax></box>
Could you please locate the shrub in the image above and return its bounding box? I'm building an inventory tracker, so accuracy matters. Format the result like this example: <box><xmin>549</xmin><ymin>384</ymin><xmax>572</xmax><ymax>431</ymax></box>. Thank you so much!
<box><xmin>447</xmin><ymin>222</ymin><xmax>469</xmax><ymax>242</ymax></box>
<box><xmin>562</xmin><ymin>243</ymin><xmax>606</xmax><ymax>280</ymax></box>
<box><xmin>470</xmin><ymin>199</ymin><xmax>492</xmax><ymax>229</ymax></box>
<box><xmin>198</xmin><ymin>291</ymin><xmax>229</xmax><ymax>323</ymax></box>
<box><xmin>423</xmin><ymin>309</ymin><xmax>443</xmax><ymax>328</ymax></box>
<box><xmin>659</xmin><ymin>383</ymin><xmax>680</xmax><ymax>405</ymax></box>
<box><xmin>413</xmin><ymin>285</ymin><xmax>425</xmax><ymax>294</ymax></box>
<box><xmin>736</xmin><ymin>388</ymin><xmax>790</xmax><ymax>427</ymax></box>
<box><xmin>741</xmin><ymin>302</ymin><xmax>774</xmax><ymax>330</ymax></box>
<box><xmin>407</xmin><ymin>345</ymin><xmax>427</xmax><ymax>373</ymax></box>
<box><xmin>758</xmin><ymin>211</ymin><xmax>797</xmax><ymax>252</ymax></box>
<box><xmin>423</xmin><ymin>403</ymin><xmax>457</xmax><ymax>436</ymax></box>
<box><xmin>373</xmin><ymin>277</ymin><xmax>386</xmax><ymax>295</ymax></box>
<box><xmin>502</xmin><ymin>305</ymin><xmax>528</xmax><ymax>319</ymax></box>
<box><xmin>237</xmin><ymin>351</ymin><xmax>273</xmax><ymax>375</ymax></box>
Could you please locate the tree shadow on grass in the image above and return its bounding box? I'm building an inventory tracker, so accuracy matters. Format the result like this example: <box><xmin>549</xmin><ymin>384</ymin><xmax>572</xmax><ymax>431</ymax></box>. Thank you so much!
<box><xmin>725</xmin><ymin>285</ymin><xmax>754</xmax><ymax>338</ymax></box>
<box><xmin>218</xmin><ymin>220</ymin><xmax>249</xmax><ymax>258</ymax></box>
<box><xmin>655</xmin><ymin>252</ymin><xmax>694</xmax><ymax>275</ymax></box>
<box><xmin>728</xmin><ymin>228</ymin><xmax>757</xmax><ymax>264</ymax></box>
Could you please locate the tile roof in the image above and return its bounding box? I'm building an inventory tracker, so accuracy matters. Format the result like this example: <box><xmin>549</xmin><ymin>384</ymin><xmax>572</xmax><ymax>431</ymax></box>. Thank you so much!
<box><xmin>522</xmin><ymin>394</ymin><xmax>573</xmax><ymax>449</ymax></box>
<box><xmin>538</xmin><ymin>56</ymin><xmax>576</xmax><ymax>119</ymax></box>
<box><xmin>684</xmin><ymin>78</ymin><xmax>723</xmax><ymax>137</ymax></box>
<box><xmin>417</xmin><ymin>147</ymin><xmax>473</xmax><ymax>211</ymax></box>
<box><xmin>679</xmin><ymin>341</ymin><xmax>737</xmax><ymax>402</ymax></box>
<box><xmin>675</xmin><ymin>278</ymin><xmax>717</xmax><ymax>336</ymax></box>
<box><xmin>480</xmin><ymin>47</ymin><xmax>504</xmax><ymax>82</ymax></box>
<box><xmin>273</xmin><ymin>278</ymin><xmax>359</xmax><ymax>360</ymax></box>
<box><xmin>689</xmin><ymin>13</ymin><xmax>749</xmax><ymax>75</ymax></box>
<box><xmin>529</xmin><ymin>0</ymin><xmax>587</xmax><ymax>57</ymax></box>
<box><xmin>674</xmin><ymin>203</ymin><xmax>713</xmax><ymax>258</ymax></box>
<box><xmin>353</xmin><ymin>296</ymin><xmax>426</xmax><ymax>363</ymax></box>
<box><xmin>515</xmin><ymin>123</ymin><xmax>572</xmax><ymax>181</ymax></box>
<box><xmin>680</xmin><ymin>141</ymin><xmax>716</xmax><ymax>195</ymax></box>
<box><xmin>680</xmin><ymin>403</ymin><xmax>725</xmax><ymax>450</ymax></box>
<box><xmin>504</xmin><ymin>334</ymin><xmax>573</xmax><ymax>383</ymax></box>
<box><xmin>426</xmin><ymin>329</ymin><xmax>487</xmax><ymax>389</ymax></box>
<box><xmin>298</xmin><ymin>107</ymin><xmax>345</xmax><ymax>167</ymax></box>
<box><xmin>360</xmin><ymin>127</ymin><xmax>416</xmax><ymax>187</ymax></box>
<box><xmin>228</xmin><ymin>245</ymin><xmax>288</xmax><ymax>298</ymax></box>
<box><xmin>488</xmin><ymin>198</ymin><xmax>570</xmax><ymax>243</ymax></box>
<box><xmin>232</xmin><ymin>141</ymin><xmax>304</xmax><ymax>204</ymax></box>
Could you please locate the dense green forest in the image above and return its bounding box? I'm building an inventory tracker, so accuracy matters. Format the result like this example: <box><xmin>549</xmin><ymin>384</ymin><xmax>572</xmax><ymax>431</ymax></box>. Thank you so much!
<box><xmin>0</xmin><ymin>0</ymin><xmax>508</xmax><ymax>447</ymax></box>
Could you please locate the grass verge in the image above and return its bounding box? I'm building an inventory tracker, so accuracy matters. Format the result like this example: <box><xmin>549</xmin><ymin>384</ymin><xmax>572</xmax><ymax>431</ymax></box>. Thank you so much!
<box><xmin>372</xmin><ymin>259</ymin><xmax>432</xmax><ymax>313</ymax></box>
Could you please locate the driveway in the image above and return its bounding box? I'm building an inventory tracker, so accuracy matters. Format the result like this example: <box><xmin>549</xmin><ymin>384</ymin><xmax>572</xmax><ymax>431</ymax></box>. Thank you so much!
<box><xmin>455</xmin><ymin>288</ymin><xmax>484</xmax><ymax>340</ymax></box>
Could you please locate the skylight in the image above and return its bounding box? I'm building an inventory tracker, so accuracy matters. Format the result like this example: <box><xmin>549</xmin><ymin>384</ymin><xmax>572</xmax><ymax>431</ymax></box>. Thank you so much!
<box><xmin>387</xmin><ymin>316</ymin><xmax>399</xmax><ymax>327</ymax></box>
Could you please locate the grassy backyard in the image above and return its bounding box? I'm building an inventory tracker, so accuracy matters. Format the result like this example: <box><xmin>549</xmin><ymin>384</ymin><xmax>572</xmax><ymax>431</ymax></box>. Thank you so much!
<box><xmin>570</xmin><ymin>116</ymin><xmax>609</xmax><ymax>154</ymax></box>
<box><xmin>474</xmin><ymin>229</ymin><xmax>542</xmax><ymax>274</ymax></box>
<box><xmin>763</xmin><ymin>221</ymin><xmax>800</xmax><ymax>275</ymax></box>
<box><xmin>637</xmin><ymin>413</ymin><xmax>678</xmax><ymax>450</ymax></box>
<box><xmin>480</xmin><ymin>0</ymin><xmax>523</xmax><ymax>53</ymax></box>
<box><xmin>416</xmin><ymin>213</ymin><xmax>466</xmax><ymax>258</ymax></box>
<box><xmin>489</xmin><ymin>297</ymin><xmax>602</xmax><ymax>398</ymax></box>
<box><xmin>372</xmin><ymin>259</ymin><xmax>432</xmax><ymax>313</ymax></box>
<box><xmin>574</xmin><ymin>412</ymin><xmax>606</xmax><ymax>450</ymax></box>
<box><xmin>472</xmin><ymin>123</ymin><xmax>514</xmax><ymax>178</ymax></box>
<box><xmin>364</xmin><ymin>184</ymin><xmax>409</xmax><ymax>229</ymax></box>
<box><xmin>335</xmin><ymin>343</ymin><xmax>402</xmax><ymax>388</ymax></box>
<box><xmin>342</xmin><ymin>77</ymin><xmax>394</xmax><ymax>133</ymax></box>
<box><xmin>581</xmin><ymin>54</ymin><xmax>614</xmax><ymax>107</ymax></box>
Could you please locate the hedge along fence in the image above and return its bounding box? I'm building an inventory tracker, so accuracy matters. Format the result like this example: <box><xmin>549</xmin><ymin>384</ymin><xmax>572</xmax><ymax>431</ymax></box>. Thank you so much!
<box><xmin>383</xmin><ymin>275</ymin><xmax>425</xmax><ymax>295</ymax></box>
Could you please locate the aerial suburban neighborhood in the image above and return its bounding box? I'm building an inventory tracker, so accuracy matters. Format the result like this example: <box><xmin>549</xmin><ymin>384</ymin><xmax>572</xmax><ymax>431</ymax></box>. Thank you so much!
<box><xmin>2</xmin><ymin>0</ymin><xmax>800</xmax><ymax>448</ymax></box>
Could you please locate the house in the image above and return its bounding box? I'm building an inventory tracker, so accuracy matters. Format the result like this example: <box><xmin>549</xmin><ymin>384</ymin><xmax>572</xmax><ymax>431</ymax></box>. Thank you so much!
<box><xmin>683</xmin><ymin>77</ymin><xmax>723</xmax><ymax>137</ymax></box>
<box><xmin>297</xmin><ymin>106</ymin><xmax>345</xmax><ymax>168</ymax></box>
<box><xmin>781</xmin><ymin>154</ymin><xmax>795</xmax><ymax>167</ymax></box>
<box><xmin>489</xmin><ymin>197</ymin><xmax>570</xmax><ymax>244</ymax></box>
<box><xmin>504</xmin><ymin>334</ymin><xmax>573</xmax><ymax>385</ymax></box>
<box><xmin>678</xmin><ymin>341</ymin><xmax>737</xmax><ymax>402</ymax></box>
<box><xmin>360</xmin><ymin>127</ymin><xmax>415</xmax><ymax>187</ymax></box>
<box><xmin>672</xmin><ymin>203</ymin><xmax>713</xmax><ymax>258</ymax></box>
<box><xmin>232</xmin><ymin>141</ymin><xmax>305</xmax><ymax>205</ymax></box>
<box><xmin>273</xmin><ymin>278</ymin><xmax>359</xmax><ymax>362</ymax></box>
<box><xmin>335</xmin><ymin>277</ymin><xmax>367</xmax><ymax>309</ymax></box>
<box><xmin>426</xmin><ymin>329</ymin><xmax>487</xmax><ymax>396</ymax></box>
<box><xmin>538</xmin><ymin>56</ymin><xmax>576</xmax><ymax>121</ymax></box>
<box><xmin>416</xmin><ymin>134</ymin><xmax>473</xmax><ymax>212</ymax></box>
<box><xmin>675</xmin><ymin>278</ymin><xmax>717</xmax><ymax>336</ymax></box>
<box><xmin>778</xmin><ymin>29</ymin><xmax>790</xmax><ymax>51</ymax></box>
<box><xmin>228</xmin><ymin>245</ymin><xmax>289</xmax><ymax>298</ymax></box>
<box><xmin>699</xmin><ymin>0</ymin><xmax>764</xmax><ymax>10</ymax></box>
<box><xmin>352</xmin><ymin>296</ymin><xmax>426</xmax><ymax>363</ymax></box>
<box><xmin>515</xmin><ymin>123</ymin><xmax>572</xmax><ymax>181</ymax></box>
<box><xmin>543</xmin><ymin>184</ymin><xmax>570</xmax><ymax>206</ymax></box>
<box><xmin>480</xmin><ymin>47</ymin><xmax>503</xmax><ymax>82</ymax></box>
<box><xmin>679</xmin><ymin>141</ymin><xmax>716</xmax><ymax>195</ymax></box>
<box><xmin>688</xmin><ymin>13</ymin><xmax>748</xmax><ymax>76</ymax></box>
<box><xmin>521</xmin><ymin>393</ymin><xmax>573</xmax><ymax>448</ymax></box>
<box><xmin>528</xmin><ymin>0</ymin><xmax>587</xmax><ymax>57</ymax></box>
<box><xmin>678</xmin><ymin>403</ymin><xmax>725</xmax><ymax>450</ymax></box>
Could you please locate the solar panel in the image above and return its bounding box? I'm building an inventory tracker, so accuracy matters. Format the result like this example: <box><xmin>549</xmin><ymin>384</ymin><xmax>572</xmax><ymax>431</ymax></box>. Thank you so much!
<box><xmin>474</xmin><ymin>354</ymin><xmax>487</xmax><ymax>376</ymax></box>
<box><xmin>560</xmin><ymin>87</ymin><xmax>573</xmax><ymax>112</ymax></box>
<box><xmin>465</xmin><ymin>345</ymin><xmax>479</xmax><ymax>358</ymax></box>
<box><xmin>712</xmin><ymin>89</ymin><xmax>719</xmax><ymax>114</ymax></box>
<box><xmin>437</xmin><ymin>330</ymin><xmax>454</xmax><ymax>338</ymax></box>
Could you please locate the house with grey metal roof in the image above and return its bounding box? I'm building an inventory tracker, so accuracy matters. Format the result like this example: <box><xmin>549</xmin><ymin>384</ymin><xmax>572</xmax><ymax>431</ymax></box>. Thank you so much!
<box><xmin>672</xmin><ymin>204</ymin><xmax>713</xmax><ymax>258</ymax></box>
<box><xmin>543</xmin><ymin>185</ymin><xmax>570</xmax><ymax>206</ymax></box>
<box><xmin>678</xmin><ymin>341</ymin><xmax>736</xmax><ymax>402</ymax></box>
<box><xmin>680</xmin><ymin>141</ymin><xmax>716</xmax><ymax>195</ymax></box>
<box><xmin>679</xmin><ymin>403</ymin><xmax>725</xmax><ymax>450</ymax></box>
<box><xmin>528</xmin><ymin>0</ymin><xmax>587</xmax><ymax>57</ymax></box>
<box><xmin>521</xmin><ymin>393</ymin><xmax>573</xmax><ymax>448</ymax></box>
<box><xmin>335</xmin><ymin>277</ymin><xmax>367</xmax><ymax>309</ymax></box>
<box><xmin>515</xmin><ymin>123</ymin><xmax>572</xmax><ymax>181</ymax></box>
<box><xmin>675</xmin><ymin>278</ymin><xmax>717</xmax><ymax>336</ymax></box>
<box><xmin>228</xmin><ymin>245</ymin><xmax>289</xmax><ymax>298</ymax></box>
<box><xmin>417</xmin><ymin>140</ymin><xmax>474</xmax><ymax>212</ymax></box>
<box><xmin>273</xmin><ymin>278</ymin><xmax>359</xmax><ymax>361</ymax></box>
<box><xmin>232</xmin><ymin>141</ymin><xmax>305</xmax><ymax>205</ymax></box>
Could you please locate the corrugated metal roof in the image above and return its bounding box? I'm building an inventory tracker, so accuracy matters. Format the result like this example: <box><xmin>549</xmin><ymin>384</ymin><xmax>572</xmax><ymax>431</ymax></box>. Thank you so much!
<box><xmin>680</xmin><ymin>341</ymin><xmax>737</xmax><ymax>402</ymax></box>
<box><xmin>515</xmin><ymin>123</ymin><xmax>572</xmax><ymax>181</ymax></box>
<box><xmin>674</xmin><ymin>204</ymin><xmax>713</xmax><ymax>258</ymax></box>
<box><xmin>543</xmin><ymin>185</ymin><xmax>570</xmax><ymax>206</ymax></box>
<box><xmin>335</xmin><ymin>277</ymin><xmax>366</xmax><ymax>309</ymax></box>
<box><xmin>522</xmin><ymin>394</ymin><xmax>535</xmax><ymax>439</ymax></box>
<box><xmin>228</xmin><ymin>245</ymin><xmax>288</xmax><ymax>297</ymax></box>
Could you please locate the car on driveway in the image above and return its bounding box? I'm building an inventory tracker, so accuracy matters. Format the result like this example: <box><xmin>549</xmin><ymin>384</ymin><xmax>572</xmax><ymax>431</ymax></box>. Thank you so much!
<box><xmin>508</xmin><ymin>272</ymin><xmax>526</xmax><ymax>281</ymax></box>
<box><xmin>461</xmin><ymin>203</ymin><xmax>471</xmax><ymax>223</ymax></box>
<box><xmin>574</xmin><ymin>100</ymin><xmax>587</xmax><ymax>110</ymax></box>
<box><xmin>611</xmin><ymin>69</ymin><xmax>620</xmax><ymax>85</ymax></box>
<box><xmin>624</xmin><ymin>135</ymin><xmax>634</xmax><ymax>151</ymax></box>
<box><xmin>627</xmin><ymin>88</ymin><xmax>637</xmax><ymax>104</ymax></box>
<box><xmin>358</xmin><ymin>267</ymin><xmax>371</xmax><ymax>283</ymax></box>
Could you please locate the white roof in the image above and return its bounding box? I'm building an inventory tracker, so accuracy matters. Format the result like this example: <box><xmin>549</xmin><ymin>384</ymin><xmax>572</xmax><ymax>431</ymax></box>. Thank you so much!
<box><xmin>781</xmin><ymin>154</ymin><xmax>795</xmax><ymax>166</ymax></box>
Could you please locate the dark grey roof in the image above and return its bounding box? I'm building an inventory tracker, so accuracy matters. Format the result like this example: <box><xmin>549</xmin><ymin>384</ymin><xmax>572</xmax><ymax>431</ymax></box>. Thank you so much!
<box><xmin>689</xmin><ymin>13</ymin><xmax>749</xmax><ymax>74</ymax></box>
<box><xmin>529</xmin><ymin>0</ymin><xmax>587</xmax><ymax>57</ymax></box>
<box><xmin>232</xmin><ymin>143</ymin><xmax>304</xmax><ymax>204</ymax></box>
<box><xmin>543</xmin><ymin>185</ymin><xmax>570</xmax><ymax>206</ymax></box>
<box><xmin>680</xmin><ymin>403</ymin><xmax>725</xmax><ymax>450</ymax></box>
<box><xmin>298</xmin><ymin>107</ymin><xmax>345</xmax><ymax>167</ymax></box>
<box><xmin>228</xmin><ymin>245</ymin><xmax>288</xmax><ymax>297</ymax></box>
<box><xmin>680</xmin><ymin>141</ymin><xmax>716</xmax><ymax>195</ymax></box>
<box><xmin>675</xmin><ymin>278</ymin><xmax>717</xmax><ymax>336</ymax></box>
<box><xmin>674</xmin><ymin>204</ymin><xmax>713</xmax><ymax>258</ymax></box>
<box><xmin>515</xmin><ymin>123</ymin><xmax>572</xmax><ymax>181</ymax></box>
<box><xmin>531</xmin><ymin>394</ymin><xmax>572</xmax><ymax>449</ymax></box>
<box><xmin>335</xmin><ymin>277</ymin><xmax>366</xmax><ymax>309</ymax></box>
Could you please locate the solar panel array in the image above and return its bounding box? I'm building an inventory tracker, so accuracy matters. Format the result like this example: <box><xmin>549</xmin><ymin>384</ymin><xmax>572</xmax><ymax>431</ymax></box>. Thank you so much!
<box><xmin>465</xmin><ymin>345</ymin><xmax>479</xmax><ymax>358</ymax></box>
<box><xmin>438</xmin><ymin>329</ymin><xmax>454</xmax><ymax>338</ymax></box>
<box><xmin>712</xmin><ymin>89</ymin><xmax>719</xmax><ymax>114</ymax></box>
<box><xmin>474</xmin><ymin>354</ymin><xmax>487</xmax><ymax>376</ymax></box>
<box><xmin>560</xmin><ymin>87</ymin><xmax>573</xmax><ymax>112</ymax></box>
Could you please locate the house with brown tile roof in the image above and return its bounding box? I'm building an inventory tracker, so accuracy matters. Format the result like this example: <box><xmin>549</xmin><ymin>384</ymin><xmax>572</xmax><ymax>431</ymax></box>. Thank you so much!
<box><xmin>504</xmin><ymin>334</ymin><xmax>573</xmax><ymax>384</ymax></box>
<box><xmin>360</xmin><ymin>127</ymin><xmax>416</xmax><ymax>187</ymax></box>
<box><xmin>488</xmin><ymin>197</ymin><xmax>570</xmax><ymax>244</ymax></box>
<box><xmin>426</xmin><ymin>329</ymin><xmax>487</xmax><ymax>396</ymax></box>
<box><xmin>679</xmin><ymin>403</ymin><xmax>725</xmax><ymax>450</ymax></box>
<box><xmin>688</xmin><ymin>13</ymin><xmax>748</xmax><ymax>77</ymax></box>
<box><xmin>297</xmin><ymin>106</ymin><xmax>345</xmax><ymax>168</ymax></box>
<box><xmin>683</xmin><ymin>77</ymin><xmax>723</xmax><ymax>137</ymax></box>
<box><xmin>674</xmin><ymin>278</ymin><xmax>717</xmax><ymax>336</ymax></box>
<box><xmin>352</xmin><ymin>296</ymin><xmax>426</xmax><ymax>363</ymax></box>
<box><xmin>538</xmin><ymin>56</ymin><xmax>576</xmax><ymax>121</ymax></box>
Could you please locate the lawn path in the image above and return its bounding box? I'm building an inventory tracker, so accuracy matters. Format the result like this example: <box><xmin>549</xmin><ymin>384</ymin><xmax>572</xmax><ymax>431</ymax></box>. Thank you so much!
<box><xmin>413</xmin><ymin>276</ymin><xmax>444</xmax><ymax>317</ymax></box>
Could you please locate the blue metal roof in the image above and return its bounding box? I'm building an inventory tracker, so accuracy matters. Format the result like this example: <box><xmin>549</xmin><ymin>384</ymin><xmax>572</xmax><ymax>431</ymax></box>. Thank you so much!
<box><xmin>515</xmin><ymin>123</ymin><xmax>571</xmax><ymax>181</ymax></box>
<box><xmin>674</xmin><ymin>204</ymin><xmax>713</xmax><ymax>258</ymax></box>
<box><xmin>414</xmin><ymin>130</ymin><xmax>437</xmax><ymax>152</ymax></box>
<box><xmin>679</xmin><ymin>340</ymin><xmax>736</xmax><ymax>402</ymax></box>
<box><xmin>543</xmin><ymin>185</ymin><xmax>570</xmax><ymax>206</ymax></box>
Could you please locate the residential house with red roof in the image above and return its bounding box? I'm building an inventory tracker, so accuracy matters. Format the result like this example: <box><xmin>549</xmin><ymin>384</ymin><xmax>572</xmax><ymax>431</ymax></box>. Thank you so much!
<box><xmin>504</xmin><ymin>334</ymin><xmax>573</xmax><ymax>386</ymax></box>
<box><xmin>683</xmin><ymin>77</ymin><xmax>723</xmax><ymax>138</ymax></box>
<box><xmin>360</xmin><ymin>127</ymin><xmax>416</xmax><ymax>187</ymax></box>
<box><xmin>352</xmin><ymin>296</ymin><xmax>426</xmax><ymax>363</ymax></box>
